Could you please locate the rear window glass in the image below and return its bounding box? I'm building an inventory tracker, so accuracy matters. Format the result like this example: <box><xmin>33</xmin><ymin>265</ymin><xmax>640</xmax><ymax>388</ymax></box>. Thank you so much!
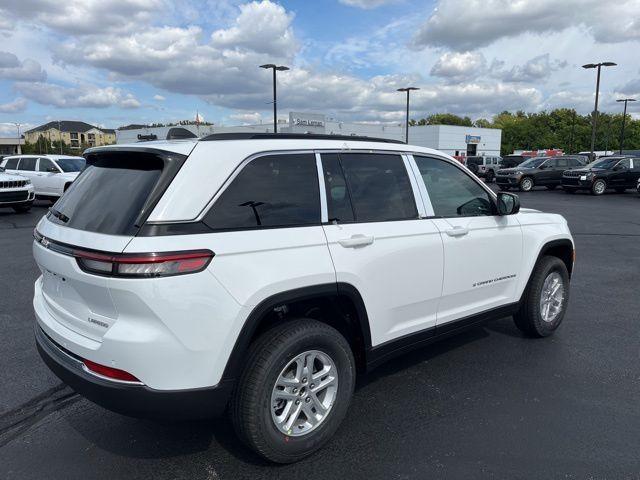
<box><xmin>204</xmin><ymin>153</ymin><xmax>320</xmax><ymax>230</ymax></box>
<box><xmin>50</xmin><ymin>155</ymin><xmax>164</xmax><ymax>235</ymax></box>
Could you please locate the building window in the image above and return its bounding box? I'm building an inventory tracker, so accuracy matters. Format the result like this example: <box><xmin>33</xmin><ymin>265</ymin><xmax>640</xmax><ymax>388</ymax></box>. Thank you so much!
<box><xmin>70</xmin><ymin>132</ymin><xmax>78</xmax><ymax>139</ymax></box>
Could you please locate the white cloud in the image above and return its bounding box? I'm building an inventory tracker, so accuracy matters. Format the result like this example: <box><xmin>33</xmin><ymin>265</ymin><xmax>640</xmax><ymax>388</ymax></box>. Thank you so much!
<box><xmin>0</xmin><ymin>122</ymin><xmax>33</xmax><ymax>136</ymax></box>
<box><xmin>153</xmin><ymin>94</ymin><xmax>166</xmax><ymax>101</ymax></box>
<box><xmin>413</xmin><ymin>0</ymin><xmax>640</xmax><ymax>50</ymax></box>
<box><xmin>0</xmin><ymin>98</ymin><xmax>27</xmax><ymax>113</ymax></box>
<box><xmin>211</xmin><ymin>0</ymin><xmax>297</xmax><ymax>57</ymax></box>
<box><xmin>0</xmin><ymin>51</ymin><xmax>46</xmax><ymax>81</ymax></box>
<box><xmin>338</xmin><ymin>0</ymin><xmax>399</xmax><ymax>8</ymax></box>
<box><xmin>229</xmin><ymin>111</ymin><xmax>263</xmax><ymax>124</ymax></box>
<box><xmin>496</xmin><ymin>54</ymin><xmax>567</xmax><ymax>83</ymax></box>
<box><xmin>430</xmin><ymin>51</ymin><xmax>486</xmax><ymax>82</ymax></box>
<box><xmin>0</xmin><ymin>0</ymin><xmax>161</xmax><ymax>35</ymax></box>
<box><xmin>15</xmin><ymin>82</ymin><xmax>141</xmax><ymax>109</ymax></box>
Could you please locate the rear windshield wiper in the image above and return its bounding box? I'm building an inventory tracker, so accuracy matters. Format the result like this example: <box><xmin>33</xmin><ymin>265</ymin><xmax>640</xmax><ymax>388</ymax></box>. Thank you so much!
<box><xmin>49</xmin><ymin>207</ymin><xmax>70</xmax><ymax>223</ymax></box>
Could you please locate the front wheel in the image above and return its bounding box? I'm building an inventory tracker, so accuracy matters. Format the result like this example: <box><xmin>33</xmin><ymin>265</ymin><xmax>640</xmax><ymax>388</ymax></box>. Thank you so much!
<box><xmin>13</xmin><ymin>203</ymin><xmax>32</xmax><ymax>213</ymax></box>
<box><xmin>519</xmin><ymin>177</ymin><xmax>534</xmax><ymax>192</ymax></box>
<box><xmin>591</xmin><ymin>179</ymin><xmax>606</xmax><ymax>195</ymax></box>
<box><xmin>514</xmin><ymin>256</ymin><xmax>570</xmax><ymax>337</ymax></box>
<box><xmin>230</xmin><ymin>319</ymin><xmax>356</xmax><ymax>463</ymax></box>
<box><xmin>485</xmin><ymin>170</ymin><xmax>495</xmax><ymax>183</ymax></box>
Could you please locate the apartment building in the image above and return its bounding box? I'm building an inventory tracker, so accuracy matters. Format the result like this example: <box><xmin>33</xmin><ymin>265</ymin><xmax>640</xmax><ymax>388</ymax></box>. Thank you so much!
<box><xmin>24</xmin><ymin>121</ymin><xmax>116</xmax><ymax>150</ymax></box>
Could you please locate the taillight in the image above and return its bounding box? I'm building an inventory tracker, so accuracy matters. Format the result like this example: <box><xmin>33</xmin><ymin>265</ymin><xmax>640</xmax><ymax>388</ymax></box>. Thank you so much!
<box><xmin>82</xmin><ymin>359</ymin><xmax>141</xmax><ymax>383</ymax></box>
<box><xmin>75</xmin><ymin>250</ymin><xmax>214</xmax><ymax>278</ymax></box>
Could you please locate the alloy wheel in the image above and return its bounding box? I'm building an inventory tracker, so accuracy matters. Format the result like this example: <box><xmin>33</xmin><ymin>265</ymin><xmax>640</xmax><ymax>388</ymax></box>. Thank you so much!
<box><xmin>539</xmin><ymin>271</ymin><xmax>565</xmax><ymax>323</ymax></box>
<box><xmin>270</xmin><ymin>350</ymin><xmax>338</xmax><ymax>437</ymax></box>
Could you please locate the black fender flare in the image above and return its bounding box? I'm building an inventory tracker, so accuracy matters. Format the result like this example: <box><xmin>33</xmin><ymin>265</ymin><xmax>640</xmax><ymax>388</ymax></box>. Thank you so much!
<box><xmin>220</xmin><ymin>282</ymin><xmax>372</xmax><ymax>383</ymax></box>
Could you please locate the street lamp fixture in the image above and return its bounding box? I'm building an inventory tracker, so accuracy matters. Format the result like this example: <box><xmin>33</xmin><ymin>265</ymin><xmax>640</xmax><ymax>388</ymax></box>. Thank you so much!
<box><xmin>260</xmin><ymin>64</ymin><xmax>290</xmax><ymax>134</ymax></box>
<box><xmin>616</xmin><ymin>98</ymin><xmax>636</xmax><ymax>154</ymax></box>
<box><xmin>582</xmin><ymin>61</ymin><xmax>617</xmax><ymax>157</ymax></box>
<box><xmin>397</xmin><ymin>87</ymin><xmax>420</xmax><ymax>144</ymax></box>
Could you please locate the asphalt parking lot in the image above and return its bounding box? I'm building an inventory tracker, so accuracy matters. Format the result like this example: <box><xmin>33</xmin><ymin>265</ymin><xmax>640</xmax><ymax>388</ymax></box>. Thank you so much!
<box><xmin>1</xmin><ymin>188</ymin><xmax>639</xmax><ymax>479</ymax></box>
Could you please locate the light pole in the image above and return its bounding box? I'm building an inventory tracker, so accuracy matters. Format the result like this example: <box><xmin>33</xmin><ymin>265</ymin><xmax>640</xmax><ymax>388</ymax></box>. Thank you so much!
<box><xmin>13</xmin><ymin>123</ymin><xmax>21</xmax><ymax>154</ymax></box>
<box><xmin>259</xmin><ymin>64</ymin><xmax>289</xmax><ymax>133</ymax></box>
<box><xmin>616</xmin><ymin>98</ymin><xmax>636</xmax><ymax>154</ymax></box>
<box><xmin>582</xmin><ymin>62</ymin><xmax>616</xmax><ymax>158</ymax></box>
<box><xmin>397</xmin><ymin>87</ymin><xmax>419</xmax><ymax>144</ymax></box>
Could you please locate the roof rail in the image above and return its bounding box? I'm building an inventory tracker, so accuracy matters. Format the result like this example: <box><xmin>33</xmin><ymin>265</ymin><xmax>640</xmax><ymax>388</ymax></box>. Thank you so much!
<box><xmin>199</xmin><ymin>132</ymin><xmax>405</xmax><ymax>144</ymax></box>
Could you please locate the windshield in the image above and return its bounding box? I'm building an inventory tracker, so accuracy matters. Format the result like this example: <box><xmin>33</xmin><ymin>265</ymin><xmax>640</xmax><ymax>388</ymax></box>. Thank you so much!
<box><xmin>587</xmin><ymin>158</ymin><xmax>623</xmax><ymax>170</ymax></box>
<box><xmin>519</xmin><ymin>157</ymin><xmax>547</xmax><ymax>168</ymax></box>
<box><xmin>56</xmin><ymin>157</ymin><xmax>86</xmax><ymax>172</ymax></box>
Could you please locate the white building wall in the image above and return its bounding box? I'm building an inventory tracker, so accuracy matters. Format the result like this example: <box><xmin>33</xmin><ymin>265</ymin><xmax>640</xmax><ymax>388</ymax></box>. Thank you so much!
<box><xmin>115</xmin><ymin>114</ymin><xmax>501</xmax><ymax>157</ymax></box>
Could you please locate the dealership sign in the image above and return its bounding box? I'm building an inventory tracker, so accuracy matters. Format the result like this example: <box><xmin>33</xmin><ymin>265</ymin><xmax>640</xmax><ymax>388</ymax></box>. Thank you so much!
<box><xmin>289</xmin><ymin>112</ymin><xmax>326</xmax><ymax>133</ymax></box>
<box><xmin>465</xmin><ymin>135</ymin><xmax>481</xmax><ymax>144</ymax></box>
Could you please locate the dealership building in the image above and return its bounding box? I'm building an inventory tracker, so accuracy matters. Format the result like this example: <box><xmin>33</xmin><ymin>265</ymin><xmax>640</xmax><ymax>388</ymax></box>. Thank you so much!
<box><xmin>116</xmin><ymin>112</ymin><xmax>501</xmax><ymax>157</ymax></box>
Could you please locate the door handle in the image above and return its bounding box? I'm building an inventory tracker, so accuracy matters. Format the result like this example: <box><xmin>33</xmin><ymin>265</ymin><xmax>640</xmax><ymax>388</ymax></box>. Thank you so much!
<box><xmin>445</xmin><ymin>226</ymin><xmax>469</xmax><ymax>237</ymax></box>
<box><xmin>338</xmin><ymin>234</ymin><xmax>374</xmax><ymax>248</ymax></box>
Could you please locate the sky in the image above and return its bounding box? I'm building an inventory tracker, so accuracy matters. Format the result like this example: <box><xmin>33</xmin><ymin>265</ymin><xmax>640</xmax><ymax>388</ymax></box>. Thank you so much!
<box><xmin>0</xmin><ymin>0</ymin><xmax>639</xmax><ymax>136</ymax></box>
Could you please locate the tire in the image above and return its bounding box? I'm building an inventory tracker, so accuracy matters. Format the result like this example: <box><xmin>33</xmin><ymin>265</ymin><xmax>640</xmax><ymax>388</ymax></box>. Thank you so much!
<box><xmin>563</xmin><ymin>187</ymin><xmax>576</xmax><ymax>194</ymax></box>
<box><xmin>615</xmin><ymin>188</ymin><xmax>626</xmax><ymax>193</ymax></box>
<box><xmin>12</xmin><ymin>203</ymin><xmax>32</xmax><ymax>213</ymax></box>
<box><xmin>546</xmin><ymin>185</ymin><xmax>557</xmax><ymax>190</ymax></box>
<box><xmin>519</xmin><ymin>177</ymin><xmax>534</xmax><ymax>192</ymax></box>
<box><xmin>230</xmin><ymin>319</ymin><xmax>356</xmax><ymax>463</ymax></box>
<box><xmin>514</xmin><ymin>256</ymin><xmax>570</xmax><ymax>338</ymax></box>
<box><xmin>485</xmin><ymin>170</ymin><xmax>495</xmax><ymax>183</ymax></box>
<box><xmin>591</xmin><ymin>179</ymin><xmax>606</xmax><ymax>195</ymax></box>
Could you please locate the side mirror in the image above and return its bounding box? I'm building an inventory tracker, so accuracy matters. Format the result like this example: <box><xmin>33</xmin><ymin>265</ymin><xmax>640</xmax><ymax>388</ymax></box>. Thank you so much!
<box><xmin>497</xmin><ymin>192</ymin><xmax>520</xmax><ymax>215</ymax></box>
<box><xmin>539</xmin><ymin>164</ymin><xmax>548</xmax><ymax>169</ymax></box>
<box><xmin>613</xmin><ymin>165</ymin><xmax>626</xmax><ymax>171</ymax></box>
<box><xmin>47</xmin><ymin>167</ymin><xmax>59</xmax><ymax>173</ymax></box>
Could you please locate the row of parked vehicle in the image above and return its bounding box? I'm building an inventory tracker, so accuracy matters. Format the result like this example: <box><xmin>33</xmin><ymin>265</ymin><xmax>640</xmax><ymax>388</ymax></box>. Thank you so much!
<box><xmin>0</xmin><ymin>154</ymin><xmax>85</xmax><ymax>213</ymax></box>
<box><xmin>465</xmin><ymin>153</ymin><xmax>640</xmax><ymax>196</ymax></box>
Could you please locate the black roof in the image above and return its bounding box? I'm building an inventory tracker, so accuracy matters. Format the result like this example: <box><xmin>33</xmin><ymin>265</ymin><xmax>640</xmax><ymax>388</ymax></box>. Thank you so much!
<box><xmin>26</xmin><ymin>121</ymin><xmax>113</xmax><ymax>134</ymax></box>
<box><xmin>199</xmin><ymin>132</ymin><xmax>404</xmax><ymax>144</ymax></box>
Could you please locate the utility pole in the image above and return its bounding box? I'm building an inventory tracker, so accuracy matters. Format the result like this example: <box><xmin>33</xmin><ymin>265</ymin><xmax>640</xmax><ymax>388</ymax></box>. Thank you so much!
<box><xmin>397</xmin><ymin>87</ymin><xmax>420</xmax><ymax>144</ymax></box>
<box><xmin>259</xmin><ymin>64</ymin><xmax>289</xmax><ymax>133</ymax></box>
<box><xmin>616</xmin><ymin>98</ymin><xmax>636</xmax><ymax>154</ymax></box>
<box><xmin>582</xmin><ymin>62</ymin><xmax>616</xmax><ymax>158</ymax></box>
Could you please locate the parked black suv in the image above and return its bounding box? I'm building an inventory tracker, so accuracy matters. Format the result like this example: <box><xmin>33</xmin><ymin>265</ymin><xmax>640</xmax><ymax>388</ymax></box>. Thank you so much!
<box><xmin>562</xmin><ymin>156</ymin><xmax>640</xmax><ymax>195</ymax></box>
<box><xmin>500</xmin><ymin>155</ymin><xmax>527</xmax><ymax>168</ymax></box>
<box><xmin>497</xmin><ymin>156</ymin><xmax>586</xmax><ymax>192</ymax></box>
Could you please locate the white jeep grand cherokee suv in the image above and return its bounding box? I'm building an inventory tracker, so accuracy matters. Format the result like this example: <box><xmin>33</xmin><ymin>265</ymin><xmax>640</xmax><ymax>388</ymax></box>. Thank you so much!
<box><xmin>33</xmin><ymin>134</ymin><xmax>574</xmax><ymax>463</ymax></box>
<box><xmin>0</xmin><ymin>166</ymin><xmax>34</xmax><ymax>212</ymax></box>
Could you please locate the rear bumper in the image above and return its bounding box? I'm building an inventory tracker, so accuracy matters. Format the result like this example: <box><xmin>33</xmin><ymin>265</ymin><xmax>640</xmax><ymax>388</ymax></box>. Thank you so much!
<box><xmin>35</xmin><ymin>325</ymin><xmax>233</xmax><ymax>419</ymax></box>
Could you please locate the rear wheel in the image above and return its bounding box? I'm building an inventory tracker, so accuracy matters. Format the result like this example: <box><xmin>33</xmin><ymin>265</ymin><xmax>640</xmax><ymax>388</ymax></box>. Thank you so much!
<box><xmin>519</xmin><ymin>177</ymin><xmax>534</xmax><ymax>192</ymax></box>
<box><xmin>591</xmin><ymin>179</ymin><xmax>606</xmax><ymax>195</ymax></box>
<box><xmin>514</xmin><ymin>256</ymin><xmax>570</xmax><ymax>337</ymax></box>
<box><xmin>231</xmin><ymin>319</ymin><xmax>355</xmax><ymax>463</ymax></box>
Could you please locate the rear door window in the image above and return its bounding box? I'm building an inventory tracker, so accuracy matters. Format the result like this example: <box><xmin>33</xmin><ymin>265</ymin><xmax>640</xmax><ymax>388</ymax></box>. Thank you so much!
<box><xmin>204</xmin><ymin>153</ymin><xmax>320</xmax><ymax>230</ymax></box>
<box><xmin>337</xmin><ymin>153</ymin><xmax>417</xmax><ymax>223</ymax></box>
<box><xmin>18</xmin><ymin>157</ymin><xmax>36</xmax><ymax>171</ymax></box>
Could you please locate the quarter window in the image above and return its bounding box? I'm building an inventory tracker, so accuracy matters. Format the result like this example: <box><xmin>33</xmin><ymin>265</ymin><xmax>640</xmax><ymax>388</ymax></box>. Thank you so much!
<box><xmin>18</xmin><ymin>157</ymin><xmax>36</xmax><ymax>171</ymax></box>
<box><xmin>330</xmin><ymin>153</ymin><xmax>417</xmax><ymax>223</ymax></box>
<box><xmin>617</xmin><ymin>158</ymin><xmax>631</xmax><ymax>169</ymax></box>
<box><xmin>414</xmin><ymin>156</ymin><xmax>494</xmax><ymax>217</ymax></box>
<box><xmin>204</xmin><ymin>154</ymin><xmax>320</xmax><ymax>230</ymax></box>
